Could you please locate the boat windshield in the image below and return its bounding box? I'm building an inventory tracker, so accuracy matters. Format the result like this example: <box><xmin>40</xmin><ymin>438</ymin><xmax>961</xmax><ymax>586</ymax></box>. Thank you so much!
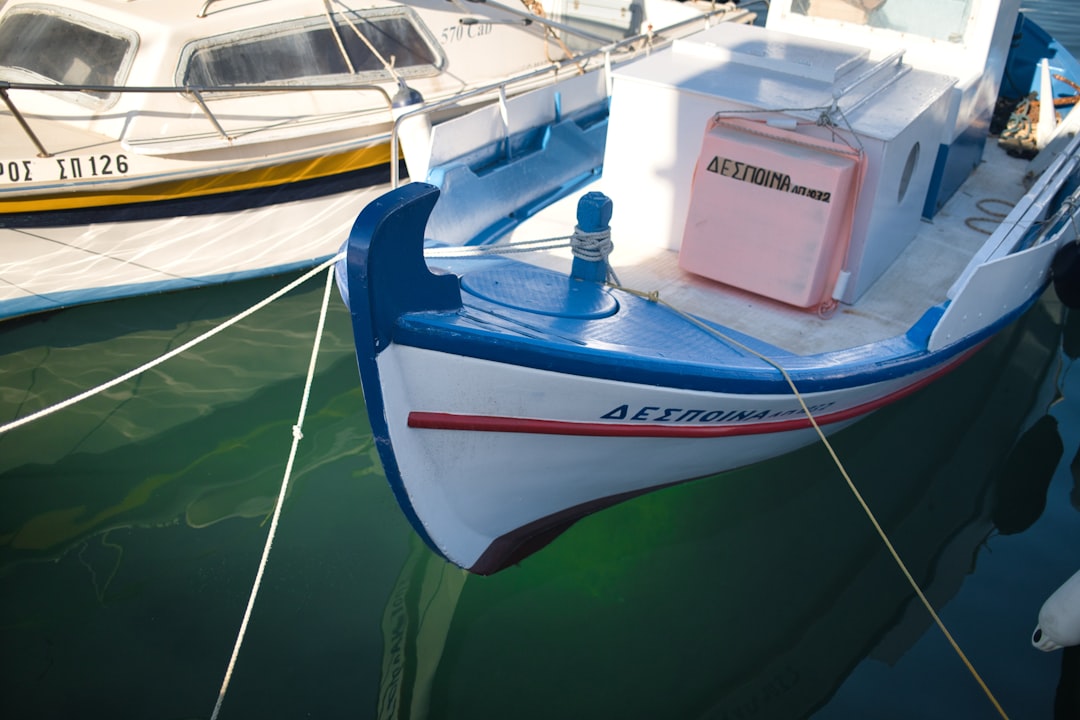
<box><xmin>791</xmin><ymin>0</ymin><xmax>975</xmax><ymax>43</ymax></box>
<box><xmin>180</xmin><ymin>9</ymin><xmax>443</xmax><ymax>90</ymax></box>
<box><xmin>0</xmin><ymin>8</ymin><xmax>136</xmax><ymax>102</ymax></box>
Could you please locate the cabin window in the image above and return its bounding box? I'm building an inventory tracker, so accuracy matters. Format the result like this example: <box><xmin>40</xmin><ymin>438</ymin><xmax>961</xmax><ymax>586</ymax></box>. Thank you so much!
<box><xmin>180</xmin><ymin>9</ymin><xmax>444</xmax><ymax>90</ymax></box>
<box><xmin>791</xmin><ymin>0</ymin><xmax>975</xmax><ymax>43</ymax></box>
<box><xmin>898</xmin><ymin>142</ymin><xmax>920</xmax><ymax>203</ymax></box>
<box><xmin>0</xmin><ymin>7</ymin><xmax>137</xmax><ymax>105</ymax></box>
<box><xmin>544</xmin><ymin>0</ymin><xmax>644</xmax><ymax>52</ymax></box>
<box><xmin>872</xmin><ymin>0</ymin><xmax>974</xmax><ymax>42</ymax></box>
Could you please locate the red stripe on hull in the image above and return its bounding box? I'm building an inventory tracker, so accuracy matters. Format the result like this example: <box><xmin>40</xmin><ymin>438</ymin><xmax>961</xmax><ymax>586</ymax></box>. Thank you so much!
<box><xmin>407</xmin><ymin>347</ymin><xmax>981</xmax><ymax>438</ymax></box>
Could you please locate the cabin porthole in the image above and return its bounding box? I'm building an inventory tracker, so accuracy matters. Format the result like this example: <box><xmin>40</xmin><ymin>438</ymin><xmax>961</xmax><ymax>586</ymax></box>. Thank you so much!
<box><xmin>898</xmin><ymin>142</ymin><xmax>920</xmax><ymax>203</ymax></box>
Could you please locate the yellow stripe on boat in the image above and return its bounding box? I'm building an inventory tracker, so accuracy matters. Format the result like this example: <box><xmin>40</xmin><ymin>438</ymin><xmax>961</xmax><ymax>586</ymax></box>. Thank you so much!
<box><xmin>0</xmin><ymin>143</ymin><xmax>393</xmax><ymax>214</ymax></box>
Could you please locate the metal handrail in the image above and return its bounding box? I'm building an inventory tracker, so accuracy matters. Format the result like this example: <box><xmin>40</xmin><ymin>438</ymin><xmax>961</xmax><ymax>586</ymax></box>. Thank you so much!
<box><xmin>0</xmin><ymin>1</ymin><xmax>760</xmax><ymax>161</ymax></box>
<box><xmin>466</xmin><ymin>0</ymin><xmax>614</xmax><ymax>44</ymax></box>
<box><xmin>388</xmin><ymin>2</ymin><xmax>759</xmax><ymax>186</ymax></box>
<box><xmin>0</xmin><ymin>80</ymin><xmax>394</xmax><ymax>157</ymax></box>
<box><xmin>196</xmin><ymin>0</ymin><xmax>223</xmax><ymax>18</ymax></box>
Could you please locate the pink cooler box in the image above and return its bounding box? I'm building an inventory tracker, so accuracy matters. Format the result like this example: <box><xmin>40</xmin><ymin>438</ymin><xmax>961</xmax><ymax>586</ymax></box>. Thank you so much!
<box><xmin>679</xmin><ymin>117</ymin><xmax>863</xmax><ymax>309</ymax></box>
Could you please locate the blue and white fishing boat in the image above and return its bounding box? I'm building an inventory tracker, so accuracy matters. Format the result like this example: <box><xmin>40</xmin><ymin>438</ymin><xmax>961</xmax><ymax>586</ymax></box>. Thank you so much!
<box><xmin>338</xmin><ymin>0</ymin><xmax>1080</xmax><ymax>573</ymax></box>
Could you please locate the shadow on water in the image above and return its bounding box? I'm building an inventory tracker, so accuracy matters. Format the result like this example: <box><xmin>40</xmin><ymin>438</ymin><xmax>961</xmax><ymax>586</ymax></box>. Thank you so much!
<box><xmin>0</xmin><ymin>279</ymin><xmax>1078</xmax><ymax>719</ymax></box>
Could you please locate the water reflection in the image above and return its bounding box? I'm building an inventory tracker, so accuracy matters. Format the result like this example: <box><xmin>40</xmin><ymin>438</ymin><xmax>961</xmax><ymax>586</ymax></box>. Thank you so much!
<box><xmin>1</xmin><ymin>274</ymin><xmax>402</xmax><ymax>720</ymax></box>
<box><xmin>992</xmin><ymin>414</ymin><xmax>1063</xmax><ymax>534</ymax></box>
<box><xmin>0</xmin><ymin>274</ymin><xmax>362</xmax><ymax>572</ymax></box>
<box><xmin>0</xmin><ymin>281</ymin><xmax>1076</xmax><ymax>719</ymax></box>
<box><xmin>1059</xmin><ymin>646</ymin><xmax>1080</xmax><ymax>718</ymax></box>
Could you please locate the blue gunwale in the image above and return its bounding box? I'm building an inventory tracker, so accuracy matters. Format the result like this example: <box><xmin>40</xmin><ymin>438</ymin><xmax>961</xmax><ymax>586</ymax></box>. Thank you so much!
<box><xmin>346</xmin><ymin>183</ymin><xmax>1045</xmax><ymax>399</ymax></box>
<box><xmin>389</xmin><ymin>259</ymin><xmax>1039</xmax><ymax>396</ymax></box>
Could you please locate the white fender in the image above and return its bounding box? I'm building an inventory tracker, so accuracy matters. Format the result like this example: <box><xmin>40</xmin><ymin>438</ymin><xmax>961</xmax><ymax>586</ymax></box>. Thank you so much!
<box><xmin>1037</xmin><ymin>59</ymin><xmax>1056</xmax><ymax>150</ymax></box>
<box><xmin>1033</xmin><ymin>568</ymin><xmax>1080</xmax><ymax>651</ymax></box>
<box><xmin>390</xmin><ymin>84</ymin><xmax>433</xmax><ymax>184</ymax></box>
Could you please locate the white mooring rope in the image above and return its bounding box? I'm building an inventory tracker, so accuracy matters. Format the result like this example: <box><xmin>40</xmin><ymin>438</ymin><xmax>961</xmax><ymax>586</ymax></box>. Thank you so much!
<box><xmin>423</xmin><ymin>235</ymin><xmax>574</xmax><ymax>258</ymax></box>
<box><xmin>209</xmin><ymin>262</ymin><xmax>338</xmax><ymax>720</ymax></box>
<box><xmin>2</xmin><ymin>252</ymin><xmax>344</xmax><ymax>717</ymax></box>
<box><xmin>568</xmin><ymin>225</ymin><xmax>613</xmax><ymax>262</ymax></box>
<box><xmin>1</xmin><ymin>219</ymin><xmax>1012</xmax><ymax>717</ymax></box>
<box><xmin>0</xmin><ymin>252</ymin><xmax>345</xmax><ymax>437</ymax></box>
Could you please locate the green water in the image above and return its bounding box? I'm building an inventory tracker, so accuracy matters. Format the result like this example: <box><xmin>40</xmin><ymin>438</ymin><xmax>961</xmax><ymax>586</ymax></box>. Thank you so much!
<box><xmin>1</xmin><ymin>267</ymin><xmax>1079</xmax><ymax>719</ymax></box>
<box><xmin>4</xmin><ymin>2</ymin><xmax>1080</xmax><ymax>713</ymax></box>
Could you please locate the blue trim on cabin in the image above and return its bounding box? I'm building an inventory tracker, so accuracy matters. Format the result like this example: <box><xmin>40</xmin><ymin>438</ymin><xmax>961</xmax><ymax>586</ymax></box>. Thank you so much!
<box><xmin>925</xmin><ymin>13</ymin><xmax>1080</xmax><ymax>219</ymax></box>
<box><xmin>923</xmin><ymin>121</ymin><xmax>990</xmax><ymax>219</ymax></box>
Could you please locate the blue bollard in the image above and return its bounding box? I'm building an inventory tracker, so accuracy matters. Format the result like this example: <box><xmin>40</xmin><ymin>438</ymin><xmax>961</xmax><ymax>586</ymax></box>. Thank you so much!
<box><xmin>571</xmin><ymin>191</ymin><xmax>613</xmax><ymax>283</ymax></box>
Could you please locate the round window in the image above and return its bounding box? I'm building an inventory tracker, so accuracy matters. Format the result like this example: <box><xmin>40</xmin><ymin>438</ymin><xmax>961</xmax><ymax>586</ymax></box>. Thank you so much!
<box><xmin>898</xmin><ymin>142</ymin><xmax>920</xmax><ymax>203</ymax></box>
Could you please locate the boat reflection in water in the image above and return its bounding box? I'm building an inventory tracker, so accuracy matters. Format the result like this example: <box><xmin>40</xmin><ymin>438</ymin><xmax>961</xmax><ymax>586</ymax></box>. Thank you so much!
<box><xmin>0</xmin><ymin>280</ymin><xmax>1076</xmax><ymax>718</ymax></box>
<box><xmin>375</xmin><ymin>292</ymin><xmax>1074</xmax><ymax>720</ymax></box>
<box><xmin>0</xmin><ymin>273</ymin><xmax>402</xmax><ymax>719</ymax></box>
<box><xmin>0</xmin><ymin>274</ymin><xmax>362</xmax><ymax>559</ymax></box>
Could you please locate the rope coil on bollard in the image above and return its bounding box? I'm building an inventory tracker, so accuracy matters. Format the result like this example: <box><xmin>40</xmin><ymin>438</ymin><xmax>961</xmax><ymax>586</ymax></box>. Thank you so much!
<box><xmin>569</xmin><ymin>225</ymin><xmax>613</xmax><ymax>262</ymax></box>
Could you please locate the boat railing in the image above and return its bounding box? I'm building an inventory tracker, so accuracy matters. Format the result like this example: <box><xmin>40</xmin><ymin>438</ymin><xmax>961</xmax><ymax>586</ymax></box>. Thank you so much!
<box><xmin>196</xmin><ymin>0</ymin><xmax>222</xmax><ymax>17</ymax></box>
<box><xmin>952</xmin><ymin>128</ymin><xmax>1080</xmax><ymax>294</ymax></box>
<box><xmin>0</xmin><ymin>80</ymin><xmax>395</xmax><ymax>159</ymax></box>
<box><xmin>463</xmin><ymin>0</ymin><xmax>615</xmax><ymax>44</ymax></box>
<box><xmin>0</xmin><ymin>1</ymin><xmax>759</xmax><ymax>162</ymax></box>
<box><xmin>388</xmin><ymin>1</ymin><xmax>760</xmax><ymax>187</ymax></box>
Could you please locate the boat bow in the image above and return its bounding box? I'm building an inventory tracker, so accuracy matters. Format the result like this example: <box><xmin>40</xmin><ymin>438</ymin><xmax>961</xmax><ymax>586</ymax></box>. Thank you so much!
<box><xmin>334</xmin><ymin>0</ymin><xmax>1080</xmax><ymax>574</ymax></box>
<box><xmin>342</xmin><ymin>182</ymin><xmax>461</xmax><ymax>356</ymax></box>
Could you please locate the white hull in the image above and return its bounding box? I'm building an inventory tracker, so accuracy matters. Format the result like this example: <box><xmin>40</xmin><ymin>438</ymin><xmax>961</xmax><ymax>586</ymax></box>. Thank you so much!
<box><xmin>374</xmin><ymin>342</ymin><xmax>974</xmax><ymax>570</ymax></box>
<box><xmin>1</xmin><ymin>183</ymin><xmax>381</xmax><ymax>316</ymax></box>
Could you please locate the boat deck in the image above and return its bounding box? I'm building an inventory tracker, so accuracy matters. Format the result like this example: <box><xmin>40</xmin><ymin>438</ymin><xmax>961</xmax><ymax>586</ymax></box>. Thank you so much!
<box><xmin>503</xmin><ymin>140</ymin><xmax>1035</xmax><ymax>358</ymax></box>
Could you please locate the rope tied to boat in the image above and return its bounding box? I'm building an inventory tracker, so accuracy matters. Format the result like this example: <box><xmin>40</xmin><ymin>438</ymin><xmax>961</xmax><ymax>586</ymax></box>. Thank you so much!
<box><xmin>518</xmin><ymin>0</ymin><xmax>585</xmax><ymax>72</ymax></box>
<box><xmin>569</xmin><ymin>225</ymin><xmax>613</xmax><ymax>263</ymax></box>
<box><xmin>209</xmin><ymin>263</ymin><xmax>339</xmax><ymax>720</ymax></box>
<box><xmin>0</xmin><ymin>253</ymin><xmax>345</xmax><ymax>437</ymax></box>
<box><xmin>0</xmin><ymin>255</ymin><xmax>342</xmax><ymax>717</ymax></box>
<box><xmin>423</xmin><ymin>235</ymin><xmax>573</xmax><ymax>258</ymax></box>
<box><xmin>607</xmin><ymin>278</ymin><xmax>1011</xmax><ymax>720</ymax></box>
<box><xmin>572</xmin><ymin>223</ymin><xmax>623</xmax><ymax>284</ymax></box>
<box><xmin>708</xmin><ymin>101</ymin><xmax>865</xmax><ymax>154</ymax></box>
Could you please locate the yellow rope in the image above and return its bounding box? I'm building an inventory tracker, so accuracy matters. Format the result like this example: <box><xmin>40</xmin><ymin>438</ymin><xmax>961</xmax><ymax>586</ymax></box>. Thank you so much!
<box><xmin>615</xmin><ymin>283</ymin><xmax>1011</xmax><ymax>720</ymax></box>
